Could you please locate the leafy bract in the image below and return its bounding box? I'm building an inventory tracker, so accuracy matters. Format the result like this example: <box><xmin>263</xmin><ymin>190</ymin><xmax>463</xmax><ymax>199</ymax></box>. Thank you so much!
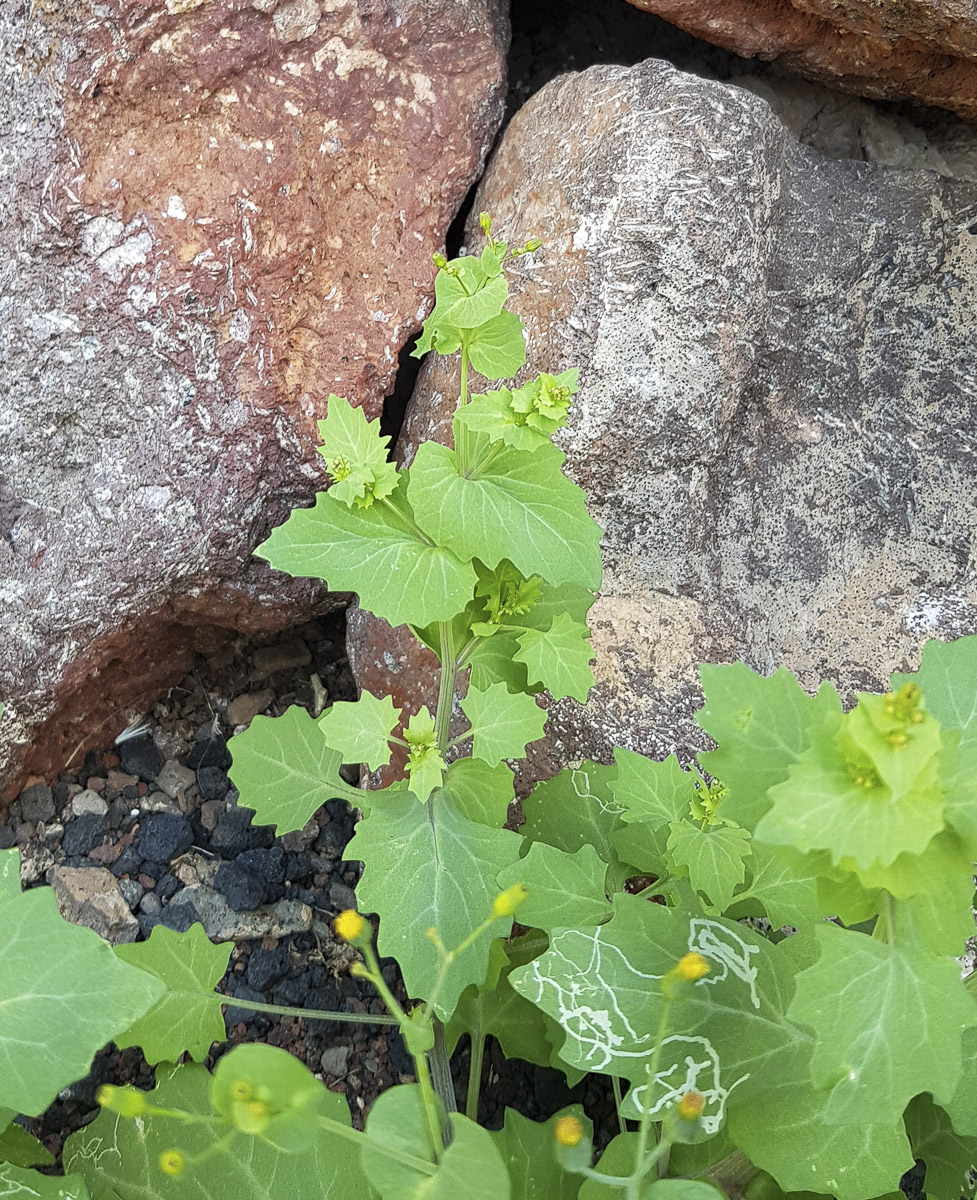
<box><xmin>490</xmin><ymin>1107</ymin><xmax>586</xmax><ymax>1200</ymax></box>
<box><xmin>318</xmin><ymin>691</ymin><xmax>402</xmax><ymax>772</ymax></box>
<box><xmin>64</xmin><ymin>1062</ymin><xmax>374</xmax><ymax>1200</ymax></box>
<box><xmin>349</xmin><ymin>784</ymin><xmax>521</xmax><ymax>1020</ymax></box>
<box><xmin>455</xmin><ymin>391</ymin><xmax>550</xmax><ymax>453</ymax></box>
<box><xmin>439</xmin><ymin>757</ymin><xmax>515</xmax><ymax>828</ymax></box>
<box><xmin>467</xmin><ymin>575</ymin><xmax>595</xmax><ymax>696</ymax></box>
<box><xmin>666</xmin><ymin>820</ymin><xmax>751</xmax><ymax>912</ymax></box>
<box><xmin>0</xmin><ymin>849</ymin><xmax>164</xmax><ymax>1116</ymax></box>
<box><xmin>428</xmin><ymin>260</ymin><xmax>508</xmax><ymax>330</ymax></box>
<box><xmin>316</xmin><ymin>394</ymin><xmax>398</xmax><ymax>509</ymax></box>
<box><xmin>212</xmin><ymin>1044</ymin><xmax>330</xmax><ymax>1154</ymax></box>
<box><xmin>787</xmin><ymin>921</ymin><xmax>976</xmax><ymax>1126</ymax></box>
<box><xmin>403</xmin><ymin>706</ymin><xmax>445</xmax><ymax>804</ymax></box>
<box><xmin>696</xmin><ymin>665</ymin><xmax>841</xmax><ymax>831</ymax></box>
<box><xmin>362</xmin><ymin>1086</ymin><xmax>510</xmax><ymax>1200</ymax></box>
<box><xmin>407</xmin><ymin>436</ymin><xmax>602</xmax><ymax>590</ymax></box>
<box><xmin>257</xmin><ymin>477</ymin><xmax>477</xmax><ymax>628</ymax></box>
<box><xmin>497</xmin><ymin>842</ymin><xmax>611</xmax><ymax>932</ymax></box>
<box><xmin>514</xmin><ymin>613</ymin><xmax>595</xmax><ymax>703</ymax></box>
<box><xmin>229</xmin><ymin>705</ymin><xmax>361</xmax><ymax>833</ymax></box>
<box><xmin>113</xmin><ymin>924</ymin><xmax>230</xmax><ymax>1064</ymax></box>
<box><xmin>460</xmin><ymin>682</ymin><xmax>547</xmax><ymax>765</ymax></box>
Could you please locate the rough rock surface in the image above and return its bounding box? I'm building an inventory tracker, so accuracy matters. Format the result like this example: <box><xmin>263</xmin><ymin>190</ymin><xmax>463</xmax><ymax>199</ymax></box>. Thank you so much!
<box><xmin>626</xmin><ymin>0</ymin><xmax>977</xmax><ymax>121</ymax></box>
<box><xmin>349</xmin><ymin>58</ymin><xmax>977</xmax><ymax>782</ymax></box>
<box><xmin>51</xmin><ymin>865</ymin><xmax>139</xmax><ymax>944</ymax></box>
<box><xmin>0</xmin><ymin>0</ymin><xmax>508</xmax><ymax>802</ymax></box>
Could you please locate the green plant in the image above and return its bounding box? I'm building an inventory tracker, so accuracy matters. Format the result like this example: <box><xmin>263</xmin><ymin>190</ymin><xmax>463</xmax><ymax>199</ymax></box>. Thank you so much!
<box><xmin>3</xmin><ymin>218</ymin><xmax>977</xmax><ymax>1200</ymax></box>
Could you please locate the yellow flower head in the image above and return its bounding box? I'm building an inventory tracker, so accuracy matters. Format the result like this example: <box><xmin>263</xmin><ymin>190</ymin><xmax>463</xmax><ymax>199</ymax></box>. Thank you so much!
<box><xmin>678</xmin><ymin>1091</ymin><xmax>706</xmax><ymax>1121</ymax></box>
<box><xmin>335</xmin><ymin>909</ymin><xmax>366</xmax><ymax>943</ymax></box>
<box><xmin>554</xmin><ymin>1116</ymin><xmax>583</xmax><ymax>1147</ymax></box>
<box><xmin>492</xmin><ymin>883</ymin><xmax>529</xmax><ymax>920</ymax></box>
<box><xmin>676</xmin><ymin>952</ymin><xmax>710</xmax><ymax>981</ymax></box>
<box><xmin>159</xmin><ymin>1150</ymin><xmax>185</xmax><ymax>1177</ymax></box>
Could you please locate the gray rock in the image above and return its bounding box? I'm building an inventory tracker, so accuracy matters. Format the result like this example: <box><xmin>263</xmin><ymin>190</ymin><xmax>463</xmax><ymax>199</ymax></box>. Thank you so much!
<box><xmin>328</xmin><ymin>880</ymin><xmax>358</xmax><ymax>912</ymax></box>
<box><xmin>351</xmin><ymin>58</ymin><xmax>977</xmax><ymax>777</ymax></box>
<box><xmin>71</xmin><ymin>789</ymin><xmax>109</xmax><ymax>817</ymax></box>
<box><xmin>319</xmin><ymin>1045</ymin><xmax>351</xmax><ymax>1077</ymax></box>
<box><xmin>117</xmin><ymin>877</ymin><xmax>145</xmax><ymax>910</ymax></box>
<box><xmin>172</xmin><ymin>883</ymin><xmax>312</xmax><ymax>941</ymax></box>
<box><xmin>156</xmin><ymin>760</ymin><xmax>197</xmax><ymax>802</ymax></box>
<box><xmin>51</xmin><ymin>865</ymin><xmax>139</xmax><ymax>944</ymax></box>
<box><xmin>18</xmin><ymin>782</ymin><xmax>54</xmax><ymax>825</ymax></box>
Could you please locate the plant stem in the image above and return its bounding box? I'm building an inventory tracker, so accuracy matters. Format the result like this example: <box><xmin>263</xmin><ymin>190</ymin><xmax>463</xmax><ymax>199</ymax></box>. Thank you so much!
<box><xmin>212</xmin><ymin>993</ymin><xmax>397</xmax><ymax>1026</ymax></box>
<box><xmin>466</xmin><ymin>1031</ymin><xmax>486</xmax><ymax>1123</ymax></box>
<box><xmin>611</xmin><ymin>1075</ymin><xmax>627</xmax><ymax>1137</ymax></box>
<box><xmin>430</xmin><ymin>1017</ymin><xmax>459</xmax><ymax>1119</ymax></box>
<box><xmin>316</xmin><ymin>1113</ymin><xmax>438</xmax><ymax>1175</ymax></box>
<box><xmin>379</xmin><ymin>495</ymin><xmax>436</xmax><ymax>546</ymax></box>
<box><xmin>434</xmin><ymin>621</ymin><xmax>456</xmax><ymax>753</ymax></box>
<box><xmin>627</xmin><ymin>992</ymin><xmax>674</xmax><ymax>1198</ymax></box>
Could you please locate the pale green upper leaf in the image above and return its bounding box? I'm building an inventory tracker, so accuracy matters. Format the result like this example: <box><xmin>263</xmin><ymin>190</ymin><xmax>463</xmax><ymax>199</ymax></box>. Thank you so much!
<box><xmin>460</xmin><ymin>682</ymin><xmax>547</xmax><ymax>765</ymax></box>
<box><xmin>350</xmin><ymin>786</ymin><xmax>522</xmax><ymax>1020</ymax></box>
<box><xmin>64</xmin><ymin>1062</ymin><xmax>376</xmax><ymax>1200</ymax></box>
<box><xmin>407</xmin><ymin>437</ymin><xmax>602</xmax><ymax>590</ymax></box>
<box><xmin>229</xmin><ymin>705</ymin><xmax>362</xmax><ymax>834</ymax></box>
<box><xmin>788</xmin><ymin>922</ymin><xmax>977</xmax><ymax>1126</ymax></box>
<box><xmin>497</xmin><ymin>842</ymin><xmax>611</xmax><ymax>932</ymax></box>
<box><xmin>514</xmin><ymin>613</ymin><xmax>594</xmax><ymax>703</ymax></box>
<box><xmin>696</xmin><ymin>665</ymin><xmax>841</xmax><ymax>831</ymax></box>
<box><xmin>0</xmin><ymin>853</ymin><xmax>164</xmax><ymax>1116</ymax></box>
<box><xmin>318</xmin><ymin>691</ymin><xmax>401</xmax><ymax>772</ymax></box>
<box><xmin>754</xmin><ymin>715</ymin><xmax>946</xmax><ymax>869</ymax></box>
<box><xmin>404</xmin><ymin>706</ymin><xmax>445</xmax><ymax>804</ymax></box>
<box><xmin>430</xmin><ymin>264</ymin><xmax>508</xmax><ymax>329</ymax></box>
<box><xmin>666</xmin><ymin>820</ymin><xmax>752</xmax><ymax>912</ymax></box>
<box><xmin>113</xmin><ymin>924</ymin><xmax>231</xmax><ymax>1064</ymax></box>
<box><xmin>257</xmin><ymin>477</ymin><xmax>477</xmax><ymax>628</ymax></box>
<box><xmin>467</xmin><ymin>311</ymin><xmax>526</xmax><ymax>380</ymax></box>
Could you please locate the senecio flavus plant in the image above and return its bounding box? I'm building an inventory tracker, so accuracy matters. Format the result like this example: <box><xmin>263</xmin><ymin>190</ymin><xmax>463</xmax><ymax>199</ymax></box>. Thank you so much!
<box><xmin>3</xmin><ymin>219</ymin><xmax>977</xmax><ymax>1200</ymax></box>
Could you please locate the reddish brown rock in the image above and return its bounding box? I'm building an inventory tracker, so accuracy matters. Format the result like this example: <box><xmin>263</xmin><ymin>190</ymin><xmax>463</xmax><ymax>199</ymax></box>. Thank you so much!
<box><xmin>626</xmin><ymin>0</ymin><xmax>977</xmax><ymax>120</ymax></box>
<box><xmin>0</xmin><ymin>0</ymin><xmax>508</xmax><ymax>802</ymax></box>
<box><xmin>350</xmin><ymin>59</ymin><xmax>977</xmax><ymax>787</ymax></box>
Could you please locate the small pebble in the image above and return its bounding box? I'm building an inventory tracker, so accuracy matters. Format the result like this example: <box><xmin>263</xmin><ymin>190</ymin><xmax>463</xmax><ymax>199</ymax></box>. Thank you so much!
<box><xmin>134</xmin><ymin>812</ymin><xmax>193</xmax><ymax>863</ymax></box>
<box><xmin>71</xmin><ymin>789</ymin><xmax>109</xmax><ymax>817</ymax></box>
<box><xmin>119</xmin><ymin>736</ymin><xmax>164</xmax><ymax>782</ymax></box>
<box><xmin>19</xmin><ymin>782</ymin><xmax>55</xmax><ymax>825</ymax></box>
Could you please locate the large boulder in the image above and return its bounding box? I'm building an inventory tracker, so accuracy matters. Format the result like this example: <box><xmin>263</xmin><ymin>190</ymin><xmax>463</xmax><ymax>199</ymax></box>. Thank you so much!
<box><xmin>0</xmin><ymin>0</ymin><xmax>508</xmax><ymax>801</ymax></box>
<box><xmin>349</xmin><ymin>58</ymin><xmax>977</xmax><ymax>784</ymax></box>
<box><xmin>626</xmin><ymin>0</ymin><xmax>977</xmax><ymax>122</ymax></box>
